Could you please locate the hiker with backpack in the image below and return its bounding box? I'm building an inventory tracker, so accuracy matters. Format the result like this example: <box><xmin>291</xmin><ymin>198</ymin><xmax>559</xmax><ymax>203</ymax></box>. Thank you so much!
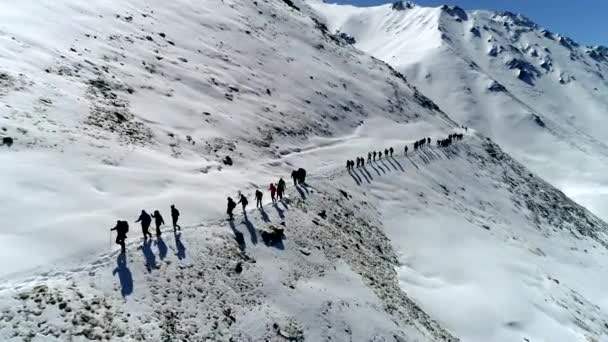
<box><xmin>227</xmin><ymin>197</ymin><xmax>237</xmax><ymax>220</ymax></box>
<box><xmin>277</xmin><ymin>178</ymin><xmax>286</xmax><ymax>200</ymax></box>
<box><xmin>135</xmin><ymin>210</ymin><xmax>152</xmax><ymax>240</ymax></box>
<box><xmin>111</xmin><ymin>220</ymin><xmax>129</xmax><ymax>253</ymax></box>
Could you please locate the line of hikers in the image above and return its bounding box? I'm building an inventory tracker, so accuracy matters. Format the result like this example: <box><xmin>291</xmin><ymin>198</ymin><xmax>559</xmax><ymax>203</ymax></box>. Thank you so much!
<box><xmin>347</xmin><ymin>147</ymin><xmax>396</xmax><ymax>170</ymax></box>
<box><xmin>109</xmin><ymin>130</ymin><xmax>466</xmax><ymax>254</ymax></box>
<box><xmin>110</xmin><ymin>205</ymin><xmax>181</xmax><ymax>253</ymax></box>
<box><xmin>110</xmin><ymin>166</ymin><xmax>309</xmax><ymax>252</ymax></box>
<box><xmin>345</xmin><ymin>131</ymin><xmax>466</xmax><ymax>171</ymax></box>
<box><xmin>437</xmin><ymin>133</ymin><xmax>463</xmax><ymax>147</ymax></box>
<box><xmin>226</xmin><ymin>168</ymin><xmax>305</xmax><ymax>220</ymax></box>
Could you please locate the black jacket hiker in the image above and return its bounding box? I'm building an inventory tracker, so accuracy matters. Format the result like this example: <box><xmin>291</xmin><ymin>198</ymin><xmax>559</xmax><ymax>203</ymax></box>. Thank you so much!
<box><xmin>170</xmin><ymin>204</ymin><xmax>180</xmax><ymax>231</ymax></box>
<box><xmin>151</xmin><ymin>210</ymin><xmax>165</xmax><ymax>237</ymax></box>
<box><xmin>277</xmin><ymin>178</ymin><xmax>286</xmax><ymax>200</ymax></box>
<box><xmin>255</xmin><ymin>190</ymin><xmax>263</xmax><ymax>208</ymax></box>
<box><xmin>238</xmin><ymin>194</ymin><xmax>249</xmax><ymax>212</ymax></box>
<box><xmin>227</xmin><ymin>197</ymin><xmax>237</xmax><ymax>219</ymax></box>
<box><xmin>111</xmin><ymin>220</ymin><xmax>129</xmax><ymax>252</ymax></box>
<box><xmin>135</xmin><ymin>210</ymin><xmax>152</xmax><ymax>240</ymax></box>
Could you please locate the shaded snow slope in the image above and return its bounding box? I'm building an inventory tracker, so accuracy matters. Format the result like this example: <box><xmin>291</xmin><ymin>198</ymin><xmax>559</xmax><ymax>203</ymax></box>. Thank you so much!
<box><xmin>0</xmin><ymin>0</ymin><xmax>451</xmax><ymax>278</ymax></box>
<box><xmin>310</xmin><ymin>1</ymin><xmax>608</xmax><ymax>221</ymax></box>
<box><xmin>2</xmin><ymin>134</ymin><xmax>608</xmax><ymax>341</ymax></box>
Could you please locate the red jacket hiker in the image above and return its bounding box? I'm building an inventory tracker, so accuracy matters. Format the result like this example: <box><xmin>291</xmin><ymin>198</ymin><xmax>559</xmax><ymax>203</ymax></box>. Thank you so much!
<box><xmin>269</xmin><ymin>183</ymin><xmax>277</xmax><ymax>202</ymax></box>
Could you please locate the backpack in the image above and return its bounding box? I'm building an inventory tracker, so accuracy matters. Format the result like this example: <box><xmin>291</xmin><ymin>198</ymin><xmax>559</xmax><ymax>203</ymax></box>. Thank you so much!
<box><xmin>118</xmin><ymin>220</ymin><xmax>129</xmax><ymax>234</ymax></box>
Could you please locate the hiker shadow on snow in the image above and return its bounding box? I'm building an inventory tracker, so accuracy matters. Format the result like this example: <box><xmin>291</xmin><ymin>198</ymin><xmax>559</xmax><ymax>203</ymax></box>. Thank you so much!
<box><xmin>156</xmin><ymin>237</ymin><xmax>168</xmax><ymax>260</ymax></box>
<box><xmin>174</xmin><ymin>231</ymin><xmax>186</xmax><ymax>260</ymax></box>
<box><xmin>229</xmin><ymin>220</ymin><xmax>246</xmax><ymax>251</ymax></box>
<box><xmin>380</xmin><ymin>159</ymin><xmax>392</xmax><ymax>172</ymax></box>
<box><xmin>389</xmin><ymin>157</ymin><xmax>405</xmax><ymax>172</ymax></box>
<box><xmin>273</xmin><ymin>202</ymin><xmax>285</xmax><ymax>219</ymax></box>
<box><xmin>296</xmin><ymin>185</ymin><xmax>307</xmax><ymax>199</ymax></box>
<box><xmin>369</xmin><ymin>163</ymin><xmax>382</xmax><ymax>176</ymax></box>
<box><xmin>259</xmin><ymin>207</ymin><xmax>271</xmax><ymax>222</ymax></box>
<box><xmin>407</xmin><ymin>156</ymin><xmax>420</xmax><ymax>170</ymax></box>
<box><xmin>385</xmin><ymin>158</ymin><xmax>400</xmax><ymax>172</ymax></box>
<box><xmin>361</xmin><ymin>166</ymin><xmax>374</xmax><ymax>180</ymax></box>
<box><xmin>141</xmin><ymin>239</ymin><xmax>157</xmax><ymax>273</ymax></box>
<box><xmin>356</xmin><ymin>168</ymin><xmax>371</xmax><ymax>183</ymax></box>
<box><xmin>242</xmin><ymin>215</ymin><xmax>258</xmax><ymax>245</ymax></box>
<box><xmin>375</xmin><ymin>161</ymin><xmax>387</xmax><ymax>174</ymax></box>
<box><xmin>112</xmin><ymin>253</ymin><xmax>133</xmax><ymax>298</ymax></box>
<box><xmin>348</xmin><ymin>170</ymin><xmax>361</xmax><ymax>186</ymax></box>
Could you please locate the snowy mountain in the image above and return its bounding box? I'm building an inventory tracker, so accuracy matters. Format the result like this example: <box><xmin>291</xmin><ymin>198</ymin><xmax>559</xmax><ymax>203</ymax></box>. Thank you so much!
<box><xmin>1</xmin><ymin>0</ymin><xmax>608</xmax><ymax>341</ymax></box>
<box><xmin>310</xmin><ymin>0</ymin><xmax>608</xmax><ymax>222</ymax></box>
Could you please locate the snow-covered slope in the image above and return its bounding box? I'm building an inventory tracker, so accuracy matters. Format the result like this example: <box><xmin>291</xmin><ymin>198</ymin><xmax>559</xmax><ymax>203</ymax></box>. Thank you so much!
<box><xmin>3</xmin><ymin>132</ymin><xmax>608</xmax><ymax>341</ymax></box>
<box><xmin>2</xmin><ymin>0</ymin><xmax>608</xmax><ymax>341</ymax></box>
<box><xmin>310</xmin><ymin>0</ymin><xmax>608</xmax><ymax>221</ymax></box>
<box><xmin>0</xmin><ymin>0</ymin><xmax>452</xmax><ymax>278</ymax></box>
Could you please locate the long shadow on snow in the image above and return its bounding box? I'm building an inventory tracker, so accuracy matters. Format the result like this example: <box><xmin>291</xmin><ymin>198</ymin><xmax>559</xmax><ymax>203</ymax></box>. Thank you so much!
<box><xmin>356</xmin><ymin>168</ymin><xmax>371</xmax><ymax>183</ymax></box>
<box><xmin>348</xmin><ymin>170</ymin><xmax>361</xmax><ymax>186</ymax></box>
<box><xmin>300</xmin><ymin>182</ymin><xmax>310</xmax><ymax>195</ymax></box>
<box><xmin>369</xmin><ymin>163</ymin><xmax>382</xmax><ymax>176</ymax></box>
<box><xmin>375</xmin><ymin>161</ymin><xmax>387</xmax><ymax>174</ymax></box>
<box><xmin>380</xmin><ymin>159</ymin><xmax>393</xmax><ymax>172</ymax></box>
<box><xmin>406</xmin><ymin>156</ymin><xmax>420</xmax><ymax>170</ymax></box>
<box><xmin>141</xmin><ymin>239</ymin><xmax>157</xmax><ymax>273</ymax></box>
<box><xmin>229</xmin><ymin>220</ymin><xmax>246</xmax><ymax>251</ymax></box>
<box><xmin>361</xmin><ymin>166</ymin><xmax>374</xmax><ymax>180</ymax></box>
<box><xmin>273</xmin><ymin>202</ymin><xmax>285</xmax><ymax>219</ymax></box>
<box><xmin>390</xmin><ymin>157</ymin><xmax>405</xmax><ymax>172</ymax></box>
<box><xmin>174</xmin><ymin>231</ymin><xmax>186</xmax><ymax>260</ymax></box>
<box><xmin>242</xmin><ymin>215</ymin><xmax>258</xmax><ymax>245</ymax></box>
<box><xmin>259</xmin><ymin>207</ymin><xmax>271</xmax><ymax>222</ymax></box>
<box><xmin>417</xmin><ymin>150</ymin><xmax>431</xmax><ymax>165</ymax></box>
<box><xmin>112</xmin><ymin>253</ymin><xmax>133</xmax><ymax>297</ymax></box>
<box><xmin>156</xmin><ymin>237</ymin><xmax>168</xmax><ymax>260</ymax></box>
<box><xmin>296</xmin><ymin>185</ymin><xmax>307</xmax><ymax>199</ymax></box>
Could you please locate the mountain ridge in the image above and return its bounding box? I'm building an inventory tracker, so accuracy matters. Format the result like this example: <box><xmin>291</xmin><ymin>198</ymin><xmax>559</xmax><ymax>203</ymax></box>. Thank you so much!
<box><xmin>310</xmin><ymin>0</ymin><xmax>608</xmax><ymax>222</ymax></box>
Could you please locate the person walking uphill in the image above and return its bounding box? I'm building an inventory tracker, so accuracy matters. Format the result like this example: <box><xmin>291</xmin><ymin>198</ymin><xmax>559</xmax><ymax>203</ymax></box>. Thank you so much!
<box><xmin>255</xmin><ymin>189</ymin><xmax>263</xmax><ymax>208</ymax></box>
<box><xmin>269</xmin><ymin>183</ymin><xmax>277</xmax><ymax>203</ymax></box>
<box><xmin>291</xmin><ymin>170</ymin><xmax>298</xmax><ymax>186</ymax></box>
<box><xmin>151</xmin><ymin>210</ymin><xmax>165</xmax><ymax>237</ymax></box>
<box><xmin>227</xmin><ymin>197</ymin><xmax>237</xmax><ymax>220</ymax></box>
<box><xmin>389</xmin><ymin>147</ymin><xmax>394</xmax><ymax>157</ymax></box>
<box><xmin>170</xmin><ymin>204</ymin><xmax>180</xmax><ymax>231</ymax></box>
<box><xmin>135</xmin><ymin>210</ymin><xmax>152</xmax><ymax>240</ymax></box>
<box><xmin>238</xmin><ymin>193</ymin><xmax>248</xmax><ymax>212</ymax></box>
<box><xmin>111</xmin><ymin>220</ymin><xmax>129</xmax><ymax>253</ymax></box>
<box><xmin>277</xmin><ymin>178</ymin><xmax>286</xmax><ymax>200</ymax></box>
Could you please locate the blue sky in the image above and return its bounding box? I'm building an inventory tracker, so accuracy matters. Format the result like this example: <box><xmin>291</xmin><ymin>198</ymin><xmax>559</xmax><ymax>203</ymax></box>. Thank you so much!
<box><xmin>329</xmin><ymin>0</ymin><xmax>606</xmax><ymax>46</ymax></box>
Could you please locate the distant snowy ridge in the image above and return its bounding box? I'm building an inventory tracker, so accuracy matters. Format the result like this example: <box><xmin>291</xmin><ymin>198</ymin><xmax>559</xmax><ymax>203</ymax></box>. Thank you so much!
<box><xmin>310</xmin><ymin>0</ymin><xmax>608</xmax><ymax>223</ymax></box>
